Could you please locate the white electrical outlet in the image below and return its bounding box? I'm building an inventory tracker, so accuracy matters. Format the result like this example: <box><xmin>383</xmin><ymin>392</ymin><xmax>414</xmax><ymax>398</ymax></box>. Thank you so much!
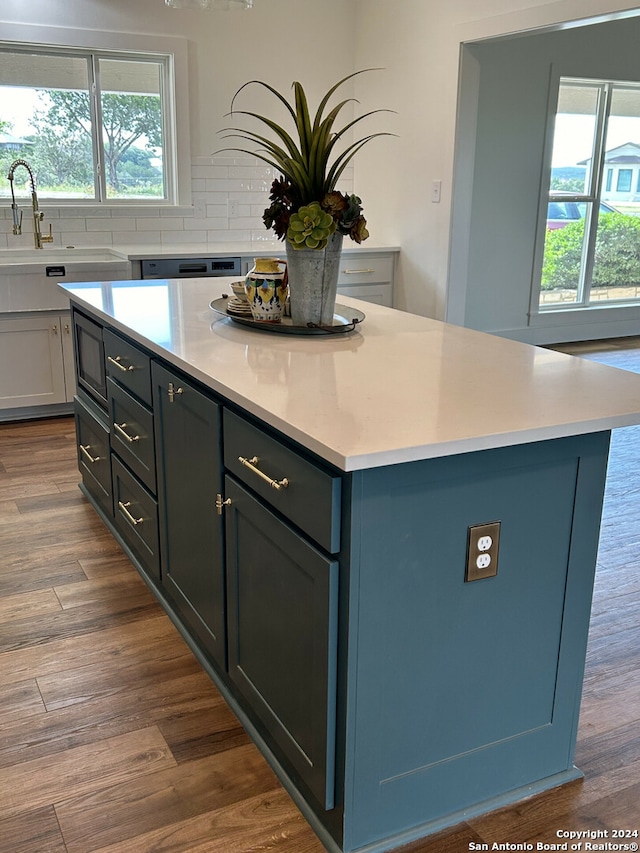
<box><xmin>465</xmin><ymin>521</ymin><xmax>501</xmax><ymax>582</ymax></box>
<box><xmin>194</xmin><ymin>198</ymin><xmax>207</xmax><ymax>219</ymax></box>
<box><xmin>432</xmin><ymin>180</ymin><xmax>442</xmax><ymax>204</ymax></box>
<box><xmin>478</xmin><ymin>535</ymin><xmax>493</xmax><ymax>551</ymax></box>
<box><xmin>228</xmin><ymin>199</ymin><xmax>240</xmax><ymax>218</ymax></box>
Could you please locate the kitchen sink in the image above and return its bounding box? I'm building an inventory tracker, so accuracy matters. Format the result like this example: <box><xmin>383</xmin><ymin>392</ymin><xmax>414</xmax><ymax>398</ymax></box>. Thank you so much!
<box><xmin>0</xmin><ymin>247</ymin><xmax>129</xmax><ymax>266</ymax></box>
<box><xmin>0</xmin><ymin>247</ymin><xmax>132</xmax><ymax>313</ymax></box>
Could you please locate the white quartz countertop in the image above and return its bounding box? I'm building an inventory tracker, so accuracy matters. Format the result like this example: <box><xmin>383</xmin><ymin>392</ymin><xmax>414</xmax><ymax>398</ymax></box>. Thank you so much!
<box><xmin>60</xmin><ymin>276</ymin><xmax>640</xmax><ymax>472</ymax></box>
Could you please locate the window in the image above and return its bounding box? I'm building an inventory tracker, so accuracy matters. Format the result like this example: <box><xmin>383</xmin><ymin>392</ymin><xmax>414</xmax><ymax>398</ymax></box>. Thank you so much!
<box><xmin>0</xmin><ymin>45</ymin><xmax>174</xmax><ymax>203</ymax></box>
<box><xmin>537</xmin><ymin>78</ymin><xmax>640</xmax><ymax>309</ymax></box>
<box><xmin>617</xmin><ymin>168</ymin><xmax>632</xmax><ymax>192</ymax></box>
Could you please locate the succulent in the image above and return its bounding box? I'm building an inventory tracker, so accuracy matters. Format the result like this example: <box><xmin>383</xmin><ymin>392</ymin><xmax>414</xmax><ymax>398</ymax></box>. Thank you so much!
<box><xmin>287</xmin><ymin>202</ymin><xmax>337</xmax><ymax>250</ymax></box>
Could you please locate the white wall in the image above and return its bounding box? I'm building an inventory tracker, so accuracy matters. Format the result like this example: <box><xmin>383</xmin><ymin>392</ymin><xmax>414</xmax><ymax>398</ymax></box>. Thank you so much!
<box><xmin>351</xmin><ymin>0</ymin><xmax>640</xmax><ymax>323</ymax></box>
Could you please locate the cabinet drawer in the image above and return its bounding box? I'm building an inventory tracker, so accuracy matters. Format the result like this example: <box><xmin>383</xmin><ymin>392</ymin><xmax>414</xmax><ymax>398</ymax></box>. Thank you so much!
<box><xmin>338</xmin><ymin>253</ymin><xmax>394</xmax><ymax>285</ymax></box>
<box><xmin>108</xmin><ymin>377</ymin><xmax>156</xmax><ymax>493</ymax></box>
<box><xmin>337</xmin><ymin>282</ymin><xmax>393</xmax><ymax>307</ymax></box>
<box><xmin>112</xmin><ymin>454</ymin><xmax>160</xmax><ymax>582</ymax></box>
<box><xmin>104</xmin><ymin>328</ymin><xmax>152</xmax><ymax>405</ymax></box>
<box><xmin>224</xmin><ymin>409</ymin><xmax>341</xmax><ymax>554</ymax></box>
<box><xmin>75</xmin><ymin>395</ymin><xmax>112</xmax><ymax>518</ymax></box>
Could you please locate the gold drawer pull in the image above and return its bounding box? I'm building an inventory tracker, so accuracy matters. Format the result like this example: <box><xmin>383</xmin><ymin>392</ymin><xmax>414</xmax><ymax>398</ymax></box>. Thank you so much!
<box><xmin>114</xmin><ymin>422</ymin><xmax>140</xmax><ymax>443</ymax></box>
<box><xmin>118</xmin><ymin>500</ymin><xmax>143</xmax><ymax>526</ymax></box>
<box><xmin>80</xmin><ymin>443</ymin><xmax>101</xmax><ymax>464</ymax></box>
<box><xmin>168</xmin><ymin>382</ymin><xmax>183</xmax><ymax>403</ymax></box>
<box><xmin>341</xmin><ymin>268</ymin><xmax>375</xmax><ymax>274</ymax></box>
<box><xmin>215</xmin><ymin>493</ymin><xmax>232</xmax><ymax>516</ymax></box>
<box><xmin>107</xmin><ymin>355</ymin><xmax>135</xmax><ymax>373</ymax></box>
<box><xmin>238</xmin><ymin>456</ymin><xmax>289</xmax><ymax>490</ymax></box>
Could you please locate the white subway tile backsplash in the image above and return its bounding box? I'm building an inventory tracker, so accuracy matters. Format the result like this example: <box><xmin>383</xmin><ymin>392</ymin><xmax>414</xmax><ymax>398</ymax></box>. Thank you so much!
<box><xmin>87</xmin><ymin>217</ymin><xmax>131</xmax><ymax>231</ymax></box>
<box><xmin>0</xmin><ymin>156</ymin><xmax>355</xmax><ymax>251</ymax></box>
<box><xmin>58</xmin><ymin>218</ymin><xmax>88</xmax><ymax>232</ymax></box>
<box><xmin>207</xmin><ymin>229</ymin><xmax>252</xmax><ymax>243</ymax></box>
<box><xmin>162</xmin><ymin>229</ymin><xmax>206</xmax><ymax>244</ymax></box>
<box><xmin>111</xmin><ymin>230</ymin><xmax>160</xmax><ymax>245</ymax></box>
<box><xmin>205</xmin><ymin>205</ymin><xmax>229</xmax><ymax>218</ymax></box>
<box><xmin>206</xmin><ymin>179</ymin><xmax>253</xmax><ymax>192</ymax></box>
<box><xmin>229</xmin><ymin>165</ymin><xmax>275</xmax><ymax>180</ymax></box>
<box><xmin>184</xmin><ymin>217</ymin><xmax>228</xmax><ymax>231</ymax></box>
<box><xmin>61</xmin><ymin>232</ymin><xmax>112</xmax><ymax>246</ymax></box>
<box><xmin>230</xmin><ymin>217</ymin><xmax>259</xmax><ymax>231</ymax></box>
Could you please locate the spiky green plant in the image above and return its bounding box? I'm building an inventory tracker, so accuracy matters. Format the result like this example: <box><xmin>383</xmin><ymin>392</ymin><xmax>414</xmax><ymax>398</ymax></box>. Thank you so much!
<box><xmin>216</xmin><ymin>69</ymin><xmax>393</xmax><ymax>244</ymax></box>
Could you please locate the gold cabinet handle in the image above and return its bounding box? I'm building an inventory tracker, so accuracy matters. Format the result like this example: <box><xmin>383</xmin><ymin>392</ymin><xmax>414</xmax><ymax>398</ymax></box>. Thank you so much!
<box><xmin>238</xmin><ymin>456</ymin><xmax>289</xmax><ymax>490</ymax></box>
<box><xmin>107</xmin><ymin>355</ymin><xmax>134</xmax><ymax>373</ymax></box>
<box><xmin>341</xmin><ymin>268</ymin><xmax>375</xmax><ymax>274</ymax></box>
<box><xmin>114</xmin><ymin>422</ymin><xmax>140</xmax><ymax>443</ymax></box>
<box><xmin>80</xmin><ymin>443</ymin><xmax>101</xmax><ymax>464</ymax></box>
<box><xmin>118</xmin><ymin>500</ymin><xmax>143</xmax><ymax>526</ymax></box>
<box><xmin>215</xmin><ymin>493</ymin><xmax>232</xmax><ymax>516</ymax></box>
<box><xmin>168</xmin><ymin>382</ymin><xmax>183</xmax><ymax>403</ymax></box>
<box><xmin>52</xmin><ymin>324</ymin><xmax>58</xmax><ymax>334</ymax></box>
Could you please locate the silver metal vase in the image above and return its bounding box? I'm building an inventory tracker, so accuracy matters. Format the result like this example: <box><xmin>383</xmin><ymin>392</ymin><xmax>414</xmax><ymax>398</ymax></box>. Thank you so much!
<box><xmin>285</xmin><ymin>232</ymin><xmax>343</xmax><ymax>326</ymax></box>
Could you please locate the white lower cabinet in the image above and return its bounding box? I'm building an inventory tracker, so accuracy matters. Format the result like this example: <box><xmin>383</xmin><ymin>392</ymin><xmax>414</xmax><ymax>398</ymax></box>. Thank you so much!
<box><xmin>337</xmin><ymin>252</ymin><xmax>395</xmax><ymax>307</ymax></box>
<box><xmin>0</xmin><ymin>312</ymin><xmax>75</xmax><ymax>412</ymax></box>
<box><xmin>240</xmin><ymin>250</ymin><xmax>396</xmax><ymax>307</ymax></box>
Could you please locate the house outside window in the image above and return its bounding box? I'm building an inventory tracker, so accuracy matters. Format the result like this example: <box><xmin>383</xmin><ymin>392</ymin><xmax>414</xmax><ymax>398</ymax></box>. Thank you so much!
<box><xmin>536</xmin><ymin>78</ymin><xmax>640</xmax><ymax>309</ymax></box>
<box><xmin>0</xmin><ymin>45</ymin><xmax>175</xmax><ymax>204</ymax></box>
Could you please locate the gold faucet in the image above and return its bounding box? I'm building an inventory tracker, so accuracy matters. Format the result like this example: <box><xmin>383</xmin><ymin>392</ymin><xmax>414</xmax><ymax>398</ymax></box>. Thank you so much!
<box><xmin>7</xmin><ymin>159</ymin><xmax>54</xmax><ymax>249</ymax></box>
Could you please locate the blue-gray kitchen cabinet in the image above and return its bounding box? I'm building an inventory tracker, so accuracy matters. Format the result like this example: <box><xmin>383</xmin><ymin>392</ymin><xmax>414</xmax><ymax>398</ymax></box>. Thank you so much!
<box><xmin>152</xmin><ymin>360</ymin><xmax>226</xmax><ymax>671</ymax></box>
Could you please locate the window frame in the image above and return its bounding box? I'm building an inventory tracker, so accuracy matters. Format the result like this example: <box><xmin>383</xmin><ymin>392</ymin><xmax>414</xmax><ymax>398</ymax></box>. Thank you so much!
<box><xmin>530</xmin><ymin>75</ymin><xmax>640</xmax><ymax>315</ymax></box>
<box><xmin>0</xmin><ymin>22</ymin><xmax>190</xmax><ymax>208</ymax></box>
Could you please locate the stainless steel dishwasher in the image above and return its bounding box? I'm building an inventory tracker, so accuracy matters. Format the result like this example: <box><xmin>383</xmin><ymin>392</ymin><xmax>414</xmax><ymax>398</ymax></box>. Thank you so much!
<box><xmin>140</xmin><ymin>256</ymin><xmax>242</xmax><ymax>279</ymax></box>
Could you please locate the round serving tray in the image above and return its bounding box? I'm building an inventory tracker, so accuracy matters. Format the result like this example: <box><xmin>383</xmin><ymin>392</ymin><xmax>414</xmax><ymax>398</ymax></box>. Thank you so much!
<box><xmin>210</xmin><ymin>296</ymin><xmax>365</xmax><ymax>335</ymax></box>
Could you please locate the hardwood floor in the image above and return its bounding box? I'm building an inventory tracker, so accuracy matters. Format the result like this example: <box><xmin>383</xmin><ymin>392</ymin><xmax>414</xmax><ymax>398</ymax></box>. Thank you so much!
<box><xmin>1</xmin><ymin>338</ymin><xmax>639</xmax><ymax>852</ymax></box>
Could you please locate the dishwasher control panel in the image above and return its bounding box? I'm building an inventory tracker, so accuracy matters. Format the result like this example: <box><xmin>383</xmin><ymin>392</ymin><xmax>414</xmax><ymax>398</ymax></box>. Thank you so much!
<box><xmin>141</xmin><ymin>257</ymin><xmax>241</xmax><ymax>279</ymax></box>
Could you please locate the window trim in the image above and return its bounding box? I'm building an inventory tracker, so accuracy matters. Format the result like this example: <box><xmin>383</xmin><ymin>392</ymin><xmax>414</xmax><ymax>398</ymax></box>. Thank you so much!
<box><xmin>0</xmin><ymin>22</ymin><xmax>191</xmax><ymax>207</ymax></box>
<box><xmin>530</xmin><ymin>72</ymin><xmax>640</xmax><ymax>318</ymax></box>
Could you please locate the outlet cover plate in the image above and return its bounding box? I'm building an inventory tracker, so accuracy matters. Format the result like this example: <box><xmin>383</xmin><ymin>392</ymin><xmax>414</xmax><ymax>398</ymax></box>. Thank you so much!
<box><xmin>465</xmin><ymin>521</ymin><xmax>501</xmax><ymax>582</ymax></box>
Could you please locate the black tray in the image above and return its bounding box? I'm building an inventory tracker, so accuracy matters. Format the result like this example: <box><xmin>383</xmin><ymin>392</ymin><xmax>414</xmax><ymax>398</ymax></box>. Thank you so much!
<box><xmin>210</xmin><ymin>297</ymin><xmax>365</xmax><ymax>335</ymax></box>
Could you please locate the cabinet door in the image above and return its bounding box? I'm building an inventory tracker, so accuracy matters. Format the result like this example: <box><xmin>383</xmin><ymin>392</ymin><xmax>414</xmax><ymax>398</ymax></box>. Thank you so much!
<box><xmin>61</xmin><ymin>315</ymin><xmax>77</xmax><ymax>401</ymax></box>
<box><xmin>152</xmin><ymin>361</ymin><xmax>226</xmax><ymax>669</ymax></box>
<box><xmin>0</xmin><ymin>315</ymin><xmax>66</xmax><ymax>408</ymax></box>
<box><xmin>73</xmin><ymin>310</ymin><xmax>107</xmax><ymax>407</ymax></box>
<box><xmin>224</xmin><ymin>475</ymin><xmax>338</xmax><ymax>810</ymax></box>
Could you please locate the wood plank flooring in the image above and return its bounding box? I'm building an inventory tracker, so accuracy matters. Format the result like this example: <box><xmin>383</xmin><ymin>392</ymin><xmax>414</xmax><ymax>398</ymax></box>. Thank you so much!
<box><xmin>1</xmin><ymin>338</ymin><xmax>640</xmax><ymax>852</ymax></box>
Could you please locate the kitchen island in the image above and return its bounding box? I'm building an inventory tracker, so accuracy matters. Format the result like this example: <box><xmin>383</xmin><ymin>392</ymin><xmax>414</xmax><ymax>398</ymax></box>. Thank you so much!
<box><xmin>60</xmin><ymin>276</ymin><xmax>640</xmax><ymax>853</ymax></box>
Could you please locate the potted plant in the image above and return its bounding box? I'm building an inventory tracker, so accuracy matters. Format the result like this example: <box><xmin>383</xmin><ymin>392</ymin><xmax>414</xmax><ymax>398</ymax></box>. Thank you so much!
<box><xmin>218</xmin><ymin>69</ymin><xmax>392</xmax><ymax>326</ymax></box>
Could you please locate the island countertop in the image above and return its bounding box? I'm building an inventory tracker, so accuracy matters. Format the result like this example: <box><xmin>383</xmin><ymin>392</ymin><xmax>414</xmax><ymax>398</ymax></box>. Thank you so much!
<box><xmin>60</xmin><ymin>276</ymin><xmax>640</xmax><ymax>471</ymax></box>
